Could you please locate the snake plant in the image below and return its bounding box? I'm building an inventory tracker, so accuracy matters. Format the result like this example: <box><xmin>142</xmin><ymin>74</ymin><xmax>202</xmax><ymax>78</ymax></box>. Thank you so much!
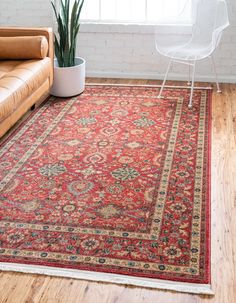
<box><xmin>51</xmin><ymin>0</ymin><xmax>85</xmax><ymax>67</ymax></box>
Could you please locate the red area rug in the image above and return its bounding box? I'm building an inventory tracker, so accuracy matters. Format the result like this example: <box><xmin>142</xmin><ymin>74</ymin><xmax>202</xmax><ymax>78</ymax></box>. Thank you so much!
<box><xmin>0</xmin><ymin>85</ymin><xmax>211</xmax><ymax>294</ymax></box>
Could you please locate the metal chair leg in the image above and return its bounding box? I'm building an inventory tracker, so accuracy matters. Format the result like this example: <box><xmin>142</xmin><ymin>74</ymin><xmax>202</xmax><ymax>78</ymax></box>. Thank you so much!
<box><xmin>188</xmin><ymin>61</ymin><xmax>196</xmax><ymax>109</ymax></box>
<box><xmin>158</xmin><ymin>60</ymin><xmax>172</xmax><ymax>99</ymax></box>
<box><xmin>187</xmin><ymin>61</ymin><xmax>191</xmax><ymax>85</ymax></box>
<box><xmin>211</xmin><ymin>55</ymin><xmax>221</xmax><ymax>93</ymax></box>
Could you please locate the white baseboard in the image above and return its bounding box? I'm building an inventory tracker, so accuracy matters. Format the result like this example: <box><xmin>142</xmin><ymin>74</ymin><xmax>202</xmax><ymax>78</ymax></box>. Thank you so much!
<box><xmin>86</xmin><ymin>70</ymin><xmax>236</xmax><ymax>83</ymax></box>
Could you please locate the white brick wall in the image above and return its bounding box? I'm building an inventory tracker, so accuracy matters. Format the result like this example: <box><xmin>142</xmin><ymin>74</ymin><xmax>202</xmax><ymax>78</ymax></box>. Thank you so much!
<box><xmin>0</xmin><ymin>0</ymin><xmax>236</xmax><ymax>82</ymax></box>
<box><xmin>0</xmin><ymin>0</ymin><xmax>53</xmax><ymax>27</ymax></box>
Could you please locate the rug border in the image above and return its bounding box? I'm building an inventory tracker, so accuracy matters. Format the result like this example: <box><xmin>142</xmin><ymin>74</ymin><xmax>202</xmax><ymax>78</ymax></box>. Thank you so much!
<box><xmin>206</xmin><ymin>89</ymin><xmax>212</xmax><ymax>289</ymax></box>
<box><xmin>0</xmin><ymin>263</ymin><xmax>214</xmax><ymax>295</ymax></box>
<box><xmin>0</xmin><ymin>85</ymin><xmax>213</xmax><ymax>295</ymax></box>
<box><xmin>85</xmin><ymin>83</ymin><xmax>213</xmax><ymax>90</ymax></box>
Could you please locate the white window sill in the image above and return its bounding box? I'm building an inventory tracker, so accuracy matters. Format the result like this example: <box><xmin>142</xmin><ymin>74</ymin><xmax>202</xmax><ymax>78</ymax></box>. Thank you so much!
<box><xmin>80</xmin><ymin>22</ymin><xmax>193</xmax><ymax>34</ymax></box>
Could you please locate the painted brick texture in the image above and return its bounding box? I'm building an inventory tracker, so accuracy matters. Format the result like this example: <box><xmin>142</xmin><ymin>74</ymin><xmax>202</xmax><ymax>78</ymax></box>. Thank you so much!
<box><xmin>0</xmin><ymin>0</ymin><xmax>235</xmax><ymax>82</ymax></box>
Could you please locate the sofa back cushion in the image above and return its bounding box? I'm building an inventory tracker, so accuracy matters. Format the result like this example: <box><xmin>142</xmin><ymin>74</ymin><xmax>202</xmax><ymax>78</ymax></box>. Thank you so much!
<box><xmin>0</xmin><ymin>36</ymin><xmax>49</xmax><ymax>60</ymax></box>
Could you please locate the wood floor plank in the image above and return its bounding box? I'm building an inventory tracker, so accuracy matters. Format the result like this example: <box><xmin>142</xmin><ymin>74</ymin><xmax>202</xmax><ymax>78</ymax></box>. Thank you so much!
<box><xmin>0</xmin><ymin>80</ymin><xmax>235</xmax><ymax>303</ymax></box>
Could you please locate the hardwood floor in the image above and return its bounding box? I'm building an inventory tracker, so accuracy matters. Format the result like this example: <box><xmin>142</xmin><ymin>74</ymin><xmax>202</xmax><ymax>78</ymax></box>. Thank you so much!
<box><xmin>0</xmin><ymin>79</ymin><xmax>235</xmax><ymax>303</ymax></box>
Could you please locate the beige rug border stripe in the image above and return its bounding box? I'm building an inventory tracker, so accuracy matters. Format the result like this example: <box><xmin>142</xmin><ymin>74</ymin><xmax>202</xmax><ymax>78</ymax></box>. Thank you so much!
<box><xmin>85</xmin><ymin>83</ymin><xmax>213</xmax><ymax>90</ymax></box>
<box><xmin>0</xmin><ymin>263</ymin><xmax>213</xmax><ymax>295</ymax></box>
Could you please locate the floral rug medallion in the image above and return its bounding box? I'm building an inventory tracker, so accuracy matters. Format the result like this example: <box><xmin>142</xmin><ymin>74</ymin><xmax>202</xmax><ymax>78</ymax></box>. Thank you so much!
<box><xmin>0</xmin><ymin>85</ymin><xmax>211</xmax><ymax>294</ymax></box>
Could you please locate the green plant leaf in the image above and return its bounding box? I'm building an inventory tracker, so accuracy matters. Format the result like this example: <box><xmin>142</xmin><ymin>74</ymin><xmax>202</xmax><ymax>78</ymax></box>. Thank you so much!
<box><xmin>51</xmin><ymin>1</ymin><xmax>58</xmax><ymax>19</ymax></box>
<box><xmin>52</xmin><ymin>0</ymin><xmax>85</xmax><ymax>67</ymax></box>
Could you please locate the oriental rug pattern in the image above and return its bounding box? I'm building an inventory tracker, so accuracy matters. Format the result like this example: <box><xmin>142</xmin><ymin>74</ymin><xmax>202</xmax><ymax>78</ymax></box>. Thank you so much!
<box><xmin>0</xmin><ymin>85</ymin><xmax>211</xmax><ymax>293</ymax></box>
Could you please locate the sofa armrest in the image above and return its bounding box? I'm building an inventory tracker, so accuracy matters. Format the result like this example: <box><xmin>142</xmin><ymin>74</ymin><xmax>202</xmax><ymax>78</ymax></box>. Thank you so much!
<box><xmin>0</xmin><ymin>27</ymin><xmax>54</xmax><ymax>85</ymax></box>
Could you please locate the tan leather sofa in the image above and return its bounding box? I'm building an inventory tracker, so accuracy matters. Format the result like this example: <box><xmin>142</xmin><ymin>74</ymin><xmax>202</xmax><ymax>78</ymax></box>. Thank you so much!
<box><xmin>0</xmin><ymin>27</ymin><xmax>54</xmax><ymax>138</ymax></box>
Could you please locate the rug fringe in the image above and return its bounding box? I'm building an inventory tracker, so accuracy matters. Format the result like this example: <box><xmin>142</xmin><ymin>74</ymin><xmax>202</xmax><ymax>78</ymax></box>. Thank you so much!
<box><xmin>85</xmin><ymin>83</ymin><xmax>213</xmax><ymax>90</ymax></box>
<box><xmin>0</xmin><ymin>263</ymin><xmax>214</xmax><ymax>295</ymax></box>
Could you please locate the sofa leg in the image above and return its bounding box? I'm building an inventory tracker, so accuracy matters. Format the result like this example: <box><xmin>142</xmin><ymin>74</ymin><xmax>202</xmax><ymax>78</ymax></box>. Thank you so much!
<box><xmin>31</xmin><ymin>104</ymin><xmax>36</xmax><ymax>110</ymax></box>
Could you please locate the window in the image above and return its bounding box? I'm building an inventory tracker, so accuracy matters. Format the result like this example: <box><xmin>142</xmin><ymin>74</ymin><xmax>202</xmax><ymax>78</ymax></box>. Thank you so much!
<box><xmin>80</xmin><ymin>0</ymin><xmax>192</xmax><ymax>24</ymax></box>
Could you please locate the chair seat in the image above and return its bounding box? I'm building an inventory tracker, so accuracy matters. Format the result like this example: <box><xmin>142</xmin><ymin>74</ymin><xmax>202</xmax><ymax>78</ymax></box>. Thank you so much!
<box><xmin>157</xmin><ymin>43</ymin><xmax>212</xmax><ymax>61</ymax></box>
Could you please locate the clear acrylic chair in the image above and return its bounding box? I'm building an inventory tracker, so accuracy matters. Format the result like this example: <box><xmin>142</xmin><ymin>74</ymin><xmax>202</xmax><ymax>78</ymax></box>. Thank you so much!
<box><xmin>156</xmin><ymin>0</ymin><xmax>230</xmax><ymax>108</ymax></box>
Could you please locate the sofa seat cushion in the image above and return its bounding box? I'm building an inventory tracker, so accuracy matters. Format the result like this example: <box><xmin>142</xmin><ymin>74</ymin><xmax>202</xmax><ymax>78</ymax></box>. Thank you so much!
<box><xmin>0</xmin><ymin>58</ymin><xmax>51</xmax><ymax>123</ymax></box>
<box><xmin>0</xmin><ymin>60</ymin><xmax>24</xmax><ymax>80</ymax></box>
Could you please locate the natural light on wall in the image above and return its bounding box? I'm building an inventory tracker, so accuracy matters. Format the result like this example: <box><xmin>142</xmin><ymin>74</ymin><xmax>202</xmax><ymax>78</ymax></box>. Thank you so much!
<box><xmin>79</xmin><ymin>0</ymin><xmax>192</xmax><ymax>24</ymax></box>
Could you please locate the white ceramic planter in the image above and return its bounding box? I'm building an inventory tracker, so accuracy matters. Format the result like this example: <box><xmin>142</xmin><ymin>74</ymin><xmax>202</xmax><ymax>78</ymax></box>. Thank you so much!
<box><xmin>50</xmin><ymin>57</ymin><xmax>86</xmax><ymax>97</ymax></box>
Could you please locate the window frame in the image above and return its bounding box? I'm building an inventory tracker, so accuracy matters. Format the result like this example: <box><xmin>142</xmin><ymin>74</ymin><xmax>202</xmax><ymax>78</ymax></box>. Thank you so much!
<box><xmin>79</xmin><ymin>0</ymin><xmax>193</xmax><ymax>26</ymax></box>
